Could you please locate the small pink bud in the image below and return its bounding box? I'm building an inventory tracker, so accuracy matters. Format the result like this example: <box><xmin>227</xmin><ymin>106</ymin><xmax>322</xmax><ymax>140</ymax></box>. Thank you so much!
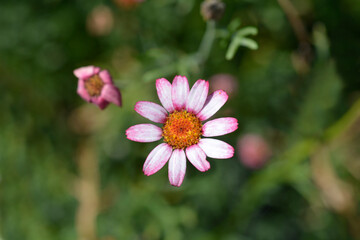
<box><xmin>87</xmin><ymin>5</ymin><xmax>114</xmax><ymax>36</ymax></box>
<box><xmin>114</xmin><ymin>0</ymin><xmax>145</xmax><ymax>9</ymax></box>
<box><xmin>237</xmin><ymin>134</ymin><xmax>271</xmax><ymax>169</ymax></box>
<box><xmin>209</xmin><ymin>74</ymin><xmax>238</xmax><ymax>98</ymax></box>
<box><xmin>74</xmin><ymin>65</ymin><xmax>122</xmax><ymax>110</ymax></box>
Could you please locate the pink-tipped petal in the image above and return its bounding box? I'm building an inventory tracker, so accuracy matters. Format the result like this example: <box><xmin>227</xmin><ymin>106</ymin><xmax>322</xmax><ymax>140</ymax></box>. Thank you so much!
<box><xmin>172</xmin><ymin>75</ymin><xmax>189</xmax><ymax>111</ymax></box>
<box><xmin>99</xmin><ymin>70</ymin><xmax>113</xmax><ymax>84</ymax></box>
<box><xmin>101</xmin><ymin>84</ymin><xmax>122</xmax><ymax>106</ymax></box>
<box><xmin>168</xmin><ymin>149</ymin><xmax>186</xmax><ymax>187</ymax></box>
<box><xmin>185</xmin><ymin>145</ymin><xmax>210</xmax><ymax>172</ymax></box>
<box><xmin>126</xmin><ymin>124</ymin><xmax>163</xmax><ymax>142</ymax></box>
<box><xmin>202</xmin><ymin>117</ymin><xmax>238</xmax><ymax>137</ymax></box>
<box><xmin>73</xmin><ymin>65</ymin><xmax>100</xmax><ymax>80</ymax></box>
<box><xmin>77</xmin><ymin>79</ymin><xmax>91</xmax><ymax>102</ymax></box>
<box><xmin>196</xmin><ymin>90</ymin><xmax>228</xmax><ymax>121</ymax></box>
<box><xmin>135</xmin><ymin>101</ymin><xmax>168</xmax><ymax>123</ymax></box>
<box><xmin>143</xmin><ymin>143</ymin><xmax>172</xmax><ymax>176</ymax></box>
<box><xmin>156</xmin><ymin>78</ymin><xmax>174</xmax><ymax>113</ymax></box>
<box><xmin>198</xmin><ymin>138</ymin><xmax>234</xmax><ymax>159</ymax></box>
<box><xmin>186</xmin><ymin>80</ymin><xmax>209</xmax><ymax>114</ymax></box>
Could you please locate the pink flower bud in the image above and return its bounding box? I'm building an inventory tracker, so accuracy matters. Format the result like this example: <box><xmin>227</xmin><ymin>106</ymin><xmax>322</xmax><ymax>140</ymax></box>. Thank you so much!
<box><xmin>87</xmin><ymin>5</ymin><xmax>114</xmax><ymax>36</ymax></box>
<box><xmin>209</xmin><ymin>74</ymin><xmax>238</xmax><ymax>98</ymax></box>
<box><xmin>237</xmin><ymin>134</ymin><xmax>271</xmax><ymax>169</ymax></box>
<box><xmin>74</xmin><ymin>65</ymin><xmax>122</xmax><ymax>110</ymax></box>
<box><xmin>114</xmin><ymin>0</ymin><xmax>145</xmax><ymax>9</ymax></box>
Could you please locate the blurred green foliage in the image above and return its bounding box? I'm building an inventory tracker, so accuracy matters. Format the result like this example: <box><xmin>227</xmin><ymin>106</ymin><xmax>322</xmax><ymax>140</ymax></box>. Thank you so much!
<box><xmin>1</xmin><ymin>0</ymin><xmax>360</xmax><ymax>239</ymax></box>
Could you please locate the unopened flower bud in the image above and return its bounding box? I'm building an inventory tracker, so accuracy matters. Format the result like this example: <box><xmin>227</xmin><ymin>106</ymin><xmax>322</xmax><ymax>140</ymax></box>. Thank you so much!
<box><xmin>201</xmin><ymin>0</ymin><xmax>225</xmax><ymax>21</ymax></box>
<box><xmin>237</xmin><ymin>134</ymin><xmax>271</xmax><ymax>169</ymax></box>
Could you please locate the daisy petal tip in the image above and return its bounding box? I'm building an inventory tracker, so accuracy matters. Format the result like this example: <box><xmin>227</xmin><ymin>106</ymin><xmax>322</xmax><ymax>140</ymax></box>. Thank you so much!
<box><xmin>126</xmin><ymin>124</ymin><xmax>163</xmax><ymax>142</ymax></box>
<box><xmin>197</xmin><ymin>89</ymin><xmax>229</xmax><ymax>121</ymax></box>
<box><xmin>199</xmin><ymin>138</ymin><xmax>235</xmax><ymax>159</ymax></box>
<box><xmin>202</xmin><ymin>117</ymin><xmax>239</xmax><ymax>137</ymax></box>
<box><xmin>134</xmin><ymin>101</ymin><xmax>167</xmax><ymax>123</ymax></box>
<box><xmin>170</xmin><ymin>181</ymin><xmax>183</xmax><ymax>187</ymax></box>
<box><xmin>172</xmin><ymin>75</ymin><xmax>190</xmax><ymax>111</ymax></box>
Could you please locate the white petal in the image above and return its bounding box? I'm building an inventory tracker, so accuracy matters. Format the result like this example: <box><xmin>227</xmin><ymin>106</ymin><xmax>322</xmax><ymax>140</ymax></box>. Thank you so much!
<box><xmin>143</xmin><ymin>143</ymin><xmax>172</xmax><ymax>176</ymax></box>
<box><xmin>172</xmin><ymin>75</ymin><xmax>189</xmax><ymax>111</ymax></box>
<box><xmin>196</xmin><ymin>90</ymin><xmax>228</xmax><ymax>121</ymax></box>
<box><xmin>186</xmin><ymin>79</ymin><xmax>209</xmax><ymax>114</ymax></box>
<box><xmin>126</xmin><ymin>124</ymin><xmax>163</xmax><ymax>142</ymax></box>
<box><xmin>202</xmin><ymin>117</ymin><xmax>238</xmax><ymax>137</ymax></box>
<box><xmin>156</xmin><ymin>78</ymin><xmax>174</xmax><ymax>112</ymax></box>
<box><xmin>135</xmin><ymin>101</ymin><xmax>168</xmax><ymax>123</ymax></box>
<box><xmin>198</xmin><ymin>138</ymin><xmax>234</xmax><ymax>159</ymax></box>
<box><xmin>185</xmin><ymin>145</ymin><xmax>210</xmax><ymax>172</ymax></box>
<box><xmin>168</xmin><ymin>149</ymin><xmax>186</xmax><ymax>187</ymax></box>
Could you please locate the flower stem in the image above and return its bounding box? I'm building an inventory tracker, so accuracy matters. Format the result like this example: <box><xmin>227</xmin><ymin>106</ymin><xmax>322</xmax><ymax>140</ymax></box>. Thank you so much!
<box><xmin>197</xmin><ymin>20</ymin><xmax>216</xmax><ymax>71</ymax></box>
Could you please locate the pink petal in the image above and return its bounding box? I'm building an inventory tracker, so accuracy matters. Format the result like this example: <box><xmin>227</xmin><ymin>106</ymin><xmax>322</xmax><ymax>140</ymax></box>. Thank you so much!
<box><xmin>172</xmin><ymin>75</ymin><xmax>189</xmax><ymax>111</ymax></box>
<box><xmin>196</xmin><ymin>90</ymin><xmax>228</xmax><ymax>121</ymax></box>
<box><xmin>101</xmin><ymin>84</ymin><xmax>122</xmax><ymax>106</ymax></box>
<box><xmin>135</xmin><ymin>101</ymin><xmax>168</xmax><ymax>123</ymax></box>
<box><xmin>96</xmin><ymin>98</ymin><xmax>110</xmax><ymax>109</ymax></box>
<box><xmin>143</xmin><ymin>143</ymin><xmax>172</xmax><ymax>176</ymax></box>
<box><xmin>198</xmin><ymin>138</ymin><xmax>234</xmax><ymax>159</ymax></box>
<box><xmin>73</xmin><ymin>65</ymin><xmax>100</xmax><ymax>80</ymax></box>
<box><xmin>99</xmin><ymin>70</ymin><xmax>113</xmax><ymax>84</ymax></box>
<box><xmin>202</xmin><ymin>117</ymin><xmax>238</xmax><ymax>137</ymax></box>
<box><xmin>168</xmin><ymin>149</ymin><xmax>186</xmax><ymax>187</ymax></box>
<box><xmin>156</xmin><ymin>78</ymin><xmax>174</xmax><ymax>113</ymax></box>
<box><xmin>126</xmin><ymin>124</ymin><xmax>163</xmax><ymax>142</ymax></box>
<box><xmin>185</xmin><ymin>144</ymin><xmax>210</xmax><ymax>172</ymax></box>
<box><xmin>186</xmin><ymin>80</ymin><xmax>209</xmax><ymax>114</ymax></box>
<box><xmin>91</xmin><ymin>96</ymin><xmax>109</xmax><ymax>109</ymax></box>
<box><xmin>77</xmin><ymin>79</ymin><xmax>91</xmax><ymax>102</ymax></box>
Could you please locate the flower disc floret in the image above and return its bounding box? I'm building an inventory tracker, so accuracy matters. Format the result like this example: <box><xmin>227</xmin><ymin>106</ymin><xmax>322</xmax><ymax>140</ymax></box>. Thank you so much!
<box><xmin>85</xmin><ymin>74</ymin><xmax>104</xmax><ymax>96</ymax></box>
<box><xmin>162</xmin><ymin>110</ymin><xmax>202</xmax><ymax>149</ymax></box>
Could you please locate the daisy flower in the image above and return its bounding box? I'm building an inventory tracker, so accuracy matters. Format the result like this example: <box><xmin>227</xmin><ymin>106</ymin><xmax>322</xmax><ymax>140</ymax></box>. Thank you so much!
<box><xmin>126</xmin><ymin>76</ymin><xmax>238</xmax><ymax>187</ymax></box>
<box><xmin>74</xmin><ymin>65</ymin><xmax>122</xmax><ymax>109</ymax></box>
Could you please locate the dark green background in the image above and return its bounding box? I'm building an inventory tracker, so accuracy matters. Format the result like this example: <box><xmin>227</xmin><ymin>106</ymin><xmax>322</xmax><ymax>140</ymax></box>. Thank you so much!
<box><xmin>1</xmin><ymin>0</ymin><xmax>360</xmax><ymax>239</ymax></box>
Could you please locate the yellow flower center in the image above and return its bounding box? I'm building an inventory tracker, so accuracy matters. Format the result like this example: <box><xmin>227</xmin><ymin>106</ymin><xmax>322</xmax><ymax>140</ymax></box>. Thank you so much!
<box><xmin>85</xmin><ymin>74</ymin><xmax>104</xmax><ymax>96</ymax></box>
<box><xmin>162</xmin><ymin>110</ymin><xmax>202</xmax><ymax>149</ymax></box>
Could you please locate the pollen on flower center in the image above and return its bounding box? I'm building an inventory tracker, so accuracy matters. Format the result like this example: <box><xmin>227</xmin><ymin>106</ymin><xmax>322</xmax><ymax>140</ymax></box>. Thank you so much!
<box><xmin>85</xmin><ymin>74</ymin><xmax>104</xmax><ymax>96</ymax></box>
<box><xmin>162</xmin><ymin>110</ymin><xmax>202</xmax><ymax>149</ymax></box>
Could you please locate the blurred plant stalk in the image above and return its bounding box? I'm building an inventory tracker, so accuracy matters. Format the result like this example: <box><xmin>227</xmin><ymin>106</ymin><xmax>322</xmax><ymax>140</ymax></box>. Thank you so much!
<box><xmin>75</xmin><ymin>140</ymin><xmax>100</xmax><ymax>240</ymax></box>
<box><xmin>196</xmin><ymin>0</ymin><xmax>225</xmax><ymax>73</ymax></box>
<box><xmin>69</xmin><ymin>105</ymin><xmax>110</xmax><ymax>240</ymax></box>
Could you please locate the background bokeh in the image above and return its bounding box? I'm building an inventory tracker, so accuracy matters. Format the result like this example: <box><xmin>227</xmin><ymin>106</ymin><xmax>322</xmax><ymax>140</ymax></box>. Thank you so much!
<box><xmin>1</xmin><ymin>0</ymin><xmax>360</xmax><ymax>239</ymax></box>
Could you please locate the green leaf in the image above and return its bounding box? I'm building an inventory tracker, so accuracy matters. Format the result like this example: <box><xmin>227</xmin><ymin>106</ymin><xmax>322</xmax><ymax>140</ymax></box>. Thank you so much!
<box><xmin>239</xmin><ymin>38</ymin><xmax>258</xmax><ymax>50</ymax></box>
<box><xmin>225</xmin><ymin>26</ymin><xmax>259</xmax><ymax>60</ymax></box>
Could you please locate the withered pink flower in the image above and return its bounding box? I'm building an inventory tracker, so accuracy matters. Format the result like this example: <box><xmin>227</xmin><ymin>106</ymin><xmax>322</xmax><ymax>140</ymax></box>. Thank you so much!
<box><xmin>126</xmin><ymin>76</ymin><xmax>238</xmax><ymax>187</ymax></box>
<box><xmin>237</xmin><ymin>134</ymin><xmax>271</xmax><ymax>169</ymax></box>
<box><xmin>74</xmin><ymin>65</ymin><xmax>122</xmax><ymax>109</ymax></box>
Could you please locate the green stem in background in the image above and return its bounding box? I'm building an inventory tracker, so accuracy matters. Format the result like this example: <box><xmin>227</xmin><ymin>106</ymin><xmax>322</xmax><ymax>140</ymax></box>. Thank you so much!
<box><xmin>196</xmin><ymin>20</ymin><xmax>216</xmax><ymax>71</ymax></box>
